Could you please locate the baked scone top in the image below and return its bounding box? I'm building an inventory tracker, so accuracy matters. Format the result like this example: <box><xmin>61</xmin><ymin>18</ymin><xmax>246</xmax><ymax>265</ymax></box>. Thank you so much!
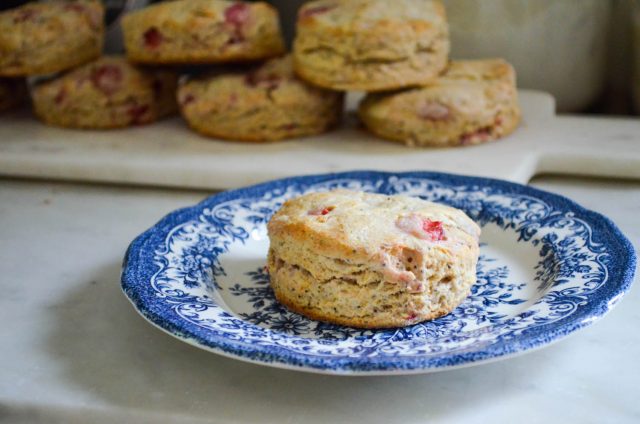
<box><xmin>123</xmin><ymin>0</ymin><xmax>277</xmax><ymax>28</ymax></box>
<box><xmin>268</xmin><ymin>190</ymin><xmax>480</xmax><ymax>265</ymax></box>
<box><xmin>33</xmin><ymin>56</ymin><xmax>177</xmax><ymax>105</ymax></box>
<box><xmin>179</xmin><ymin>55</ymin><xmax>339</xmax><ymax>110</ymax></box>
<box><xmin>360</xmin><ymin>59</ymin><xmax>517</xmax><ymax>122</ymax></box>
<box><xmin>0</xmin><ymin>0</ymin><xmax>103</xmax><ymax>42</ymax></box>
<box><xmin>298</xmin><ymin>0</ymin><xmax>446</xmax><ymax>28</ymax></box>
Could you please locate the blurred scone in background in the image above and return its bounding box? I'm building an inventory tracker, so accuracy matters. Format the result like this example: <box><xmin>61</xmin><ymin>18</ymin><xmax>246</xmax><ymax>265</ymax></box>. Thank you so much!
<box><xmin>271</xmin><ymin>0</ymin><xmax>639</xmax><ymax>115</ymax></box>
<box><xmin>1</xmin><ymin>0</ymin><xmax>637</xmax><ymax>114</ymax></box>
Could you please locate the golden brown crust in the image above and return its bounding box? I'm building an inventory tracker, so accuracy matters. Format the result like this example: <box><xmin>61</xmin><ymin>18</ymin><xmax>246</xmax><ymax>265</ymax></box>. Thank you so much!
<box><xmin>292</xmin><ymin>0</ymin><xmax>449</xmax><ymax>91</ymax></box>
<box><xmin>182</xmin><ymin>122</ymin><xmax>330</xmax><ymax>143</ymax></box>
<box><xmin>31</xmin><ymin>56</ymin><xmax>178</xmax><ymax>129</ymax></box>
<box><xmin>358</xmin><ymin>59</ymin><xmax>522</xmax><ymax>147</ymax></box>
<box><xmin>272</xmin><ymin>281</ymin><xmax>452</xmax><ymax>329</ymax></box>
<box><xmin>269</xmin><ymin>215</ymin><xmax>369</xmax><ymax>261</ymax></box>
<box><xmin>292</xmin><ymin>60</ymin><xmax>445</xmax><ymax>93</ymax></box>
<box><xmin>122</xmin><ymin>0</ymin><xmax>285</xmax><ymax>65</ymax></box>
<box><xmin>267</xmin><ymin>190</ymin><xmax>481</xmax><ymax>329</ymax></box>
<box><xmin>178</xmin><ymin>55</ymin><xmax>344</xmax><ymax>142</ymax></box>
<box><xmin>0</xmin><ymin>0</ymin><xmax>104</xmax><ymax>76</ymax></box>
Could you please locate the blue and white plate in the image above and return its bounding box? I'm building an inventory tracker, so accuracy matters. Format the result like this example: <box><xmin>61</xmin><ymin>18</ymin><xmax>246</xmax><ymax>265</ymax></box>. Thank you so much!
<box><xmin>121</xmin><ymin>171</ymin><xmax>636</xmax><ymax>375</ymax></box>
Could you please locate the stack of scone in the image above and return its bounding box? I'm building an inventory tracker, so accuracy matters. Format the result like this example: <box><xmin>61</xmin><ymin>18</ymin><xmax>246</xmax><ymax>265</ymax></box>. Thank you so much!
<box><xmin>292</xmin><ymin>0</ymin><xmax>521</xmax><ymax>147</ymax></box>
<box><xmin>0</xmin><ymin>0</ymin><xmax>107</xmax><ymax>114</ymax></box>
<box><xmin>118</xmin><ymin>0</ymin><xmax>344</xmax><ymax>141</ymax></box>
<box><xmin>0</xmin><ymin>0</ymin><xmax>181</xmax><ymax>128</ymax></box>
<box><xmin>0</xmin><ymin>0</ymin><xmax>345</xmax><ymax>139</ymax></box>
<box><xmin>1</xmin><ymin>0</ymin><xmax>520</xmax><ymax>146</ymax></box>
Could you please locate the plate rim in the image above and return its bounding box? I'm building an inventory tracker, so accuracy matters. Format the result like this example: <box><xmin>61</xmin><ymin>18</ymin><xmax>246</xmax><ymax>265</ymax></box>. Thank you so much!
<box><xmin>121</xmin><ymin>170</ymin><xmax>637</xmax><ymax>375</ymax></box>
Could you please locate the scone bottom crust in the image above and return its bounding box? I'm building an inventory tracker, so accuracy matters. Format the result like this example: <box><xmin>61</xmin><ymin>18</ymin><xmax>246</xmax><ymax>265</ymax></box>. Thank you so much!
<box><xmin>267</xmin><ymin>190</ymin><xmax>481</xmax><ymax>329</ymax></box>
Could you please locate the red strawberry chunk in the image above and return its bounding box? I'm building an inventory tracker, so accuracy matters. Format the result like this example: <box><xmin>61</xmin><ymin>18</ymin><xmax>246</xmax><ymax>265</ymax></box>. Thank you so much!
<box><xmin>422</xmin><ymin>219</ymin><xmax>445</xmax><ymax>241</ymax></box>
<box><xmin>143</xmin><ymin>27</ymin><xmax>163</xmax><ymax>49</ymax></box>
<box><xmin>63</xmin><ymin>4</ymin><xmax>85</xmax><ymax>13</ymax></box>
<box><xmin>406</xmin><ymin>312</ymin><xmax>418</xmax><ymax>321</ymax></box>
<box><xmin>128</xmin><ymin>104</ymin><xmax>150</xmax><ymax>124</ymax></box>
<box><xmin>308</xmin><ymin>206</ymin><xmax>334</xmax><ymax>216</ymax></box>
<box><xmin>224</xmin><ymin>3</ymin><xmax>249</xmax><ymax>44</ymax></box>
<box><xmin>244</xmin><ymin>72</ymin><xmax>280</xmax><ymax>90</ymax></box>
<box><xmin>396</xmin><ymin>214</ymin><xmax>446</xmax><ymax>241</ymax></box>
<box><xmin>91</xmin><ymin>65</ymin><xmax>123</xmax><ymax>95</ymax></box>
<box><xmin>460</xmin><ymin>127</ymin><xmax>492</xmax><ymax>145</ymax></box>
<box><xmin>13</xmin><ymin>8</ymin><xmax>37</xmax><ymax>23</ymax></box>
<box><xmin>54</xmin><ymin>88</ymin><xmax>66</xmax><ymax>105</ymax></box>
<box><xmin>179</xmin><ymin>93</ymin><xmax>195</xmax><ymax>107</ymax></box>
<box><xmin>225</xmin><ymin>3</ymin><xmax>249</xmax><ymax>26</ymax></box>
<box><xmin>281</xmin><ymin>123</ymin><xmax>298</xmax><ymax>131</ymax></box>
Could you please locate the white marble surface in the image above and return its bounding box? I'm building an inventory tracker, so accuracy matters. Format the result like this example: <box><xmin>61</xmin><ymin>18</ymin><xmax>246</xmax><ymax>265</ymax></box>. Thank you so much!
<box><xmin>2</xmin><ymin>91</ymin><xmax>640</xmax><ymax>190</ymax></box>
<box><xmin>0</xmin><ymin>176</ymin><xmax>638</xmax><ymax>423</ymax></box>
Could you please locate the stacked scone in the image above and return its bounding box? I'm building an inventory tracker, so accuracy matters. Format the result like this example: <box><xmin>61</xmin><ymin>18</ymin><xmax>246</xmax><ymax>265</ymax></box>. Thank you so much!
<box><xmin>32</xmin><ymin>56</ymin><xmax>179</xmax><ymax>129</ymax></box>
<box><xmin>2</xmin><ymin>0</ymin><xmax>520</xmax><ymax>144</ymax></box>
<box><xmin>292</xmin><ymin>0</ymin><xmax>521</xmax><ymax>147</ymax></box>
<box><xmin>0</xmin><ymin>0</ymin><xmax>104</xmax><ymax>76</ymax></box>
<box><xmin>0</xmin><ymin>0</ymin><xmax>179</xmax><ymax>127</ymax></box>
<box><xmin>293</xmin><ymin>0</ymin><xmax>450</xmax><ymax>92</ymax></box>
<box><xmin>177</xmin><ymin>56</ymin><xmax>343</xmax><ymax>141</ymax></box>
<box><xmin>121</xmin><ymin>0</ymin><xmax>343</xmax><ymax>141</ymax></box>
<box><xmin>358</xmin><ymin>60</ymin><xmax>521</xmax><ymax>147</ymax></box>
<box><xmin>0</xmin><ymin>0</ymin><xmax>107</xmax><ymax>114</ymax></box>
<box><xmin>1</xmin><ymin>0</ymin><xmax>344</xmax><ymax>138</ymax></box>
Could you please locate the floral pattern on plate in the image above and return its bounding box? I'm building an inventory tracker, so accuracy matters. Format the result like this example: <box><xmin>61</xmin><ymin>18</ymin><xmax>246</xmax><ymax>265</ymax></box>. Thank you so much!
<box><xmin>122</xmin><ymin>171</ymin><xmax>636</xmax><ymax>374</ymax></box>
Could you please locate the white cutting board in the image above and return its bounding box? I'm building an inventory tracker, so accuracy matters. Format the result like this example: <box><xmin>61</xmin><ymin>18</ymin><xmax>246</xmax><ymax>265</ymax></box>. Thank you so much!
<box><xmin>0</xmin><ymin>90</ymin><xmax>638</xmax><ymax>189</ymax></box>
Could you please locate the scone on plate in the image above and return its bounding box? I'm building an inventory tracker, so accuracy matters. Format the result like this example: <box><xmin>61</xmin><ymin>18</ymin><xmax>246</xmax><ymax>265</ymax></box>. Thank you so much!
<box><xmin>0</xmin><ymin>78</ymin><xmax>27</xmax><ymax>112</ymax></box>
<box><xmin>122</xmin><ymin>0</ymin><xmax>285</xmax><ymax>64</ymax></box>
<box><xmin>32</xmin><ymin>56</ymin><xmax>178</xmax><ymax>129</ymax></box>
<box><xmin>293</xmin><ymin>0</ymin><xmax>449</xmax><ymax>92</ymax></box>
<box><xmin>0</xmin><ymin>0</ymin><xmax>104</xmax><ymax>76</ymax></box>
<box><xmin>267</xmin><ymin>190</ymin><xmax>481</xmax><ymax>329</ymax></box>
<box><xmin>178</xmin><ymin>55</ymin><xmax>344</xmax><ymax>142</ymax></box>
<box><xmin>358</xmin><ymin>59</ymin><xmax>521</xmax><ymax>147</ymax></box>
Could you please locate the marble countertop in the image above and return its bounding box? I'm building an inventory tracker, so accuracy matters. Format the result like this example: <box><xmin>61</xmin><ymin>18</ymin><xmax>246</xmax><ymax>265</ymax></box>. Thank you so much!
<box><xmin>0</xmin><ymin>175</ymin><xmax>638</xmax><ymax>423</ymax></box>
<box><xmin>2</xmin><ymin>91</ymin><xmax>640</xmax><ymax>190</ymax></box>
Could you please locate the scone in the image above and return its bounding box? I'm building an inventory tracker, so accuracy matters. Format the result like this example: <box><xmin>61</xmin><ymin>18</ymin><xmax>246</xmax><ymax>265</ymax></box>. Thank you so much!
<box><xmin>0</xmin><ymin>78</ymin><xmax>27</xmax><ymax>112</ymax></box>
<box><xmin>358</xmin><ymin>59</ymin><xmax>521</xmax><ymax>147</ymax></box>
<box><xmin>178</xmin><ymin>55</ymin><xmax>344</xmax><ymax>142</ymax></box>
<box><xmin>122</xmin><ymin>0</ymin><xmax>285</xmax><ymax>64</ymax></box>
<box><xmin>293</xmin><ymin>0</ymin><xmax>449</xmax><ymax>92</ymax></box>
<box><xmin>32</xmin><ymin>56</ymin><xmax>178</xmax><ymax>129</ymax></box>
<box><xmin>267</xmin><ymin>190</ymin><xmax>481</xmax><ymax>329</ymax></box>
<box><xmin>0</xmin><ymin>0</ymin><xmax>104</xmax><ymax>76</ymax></box>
